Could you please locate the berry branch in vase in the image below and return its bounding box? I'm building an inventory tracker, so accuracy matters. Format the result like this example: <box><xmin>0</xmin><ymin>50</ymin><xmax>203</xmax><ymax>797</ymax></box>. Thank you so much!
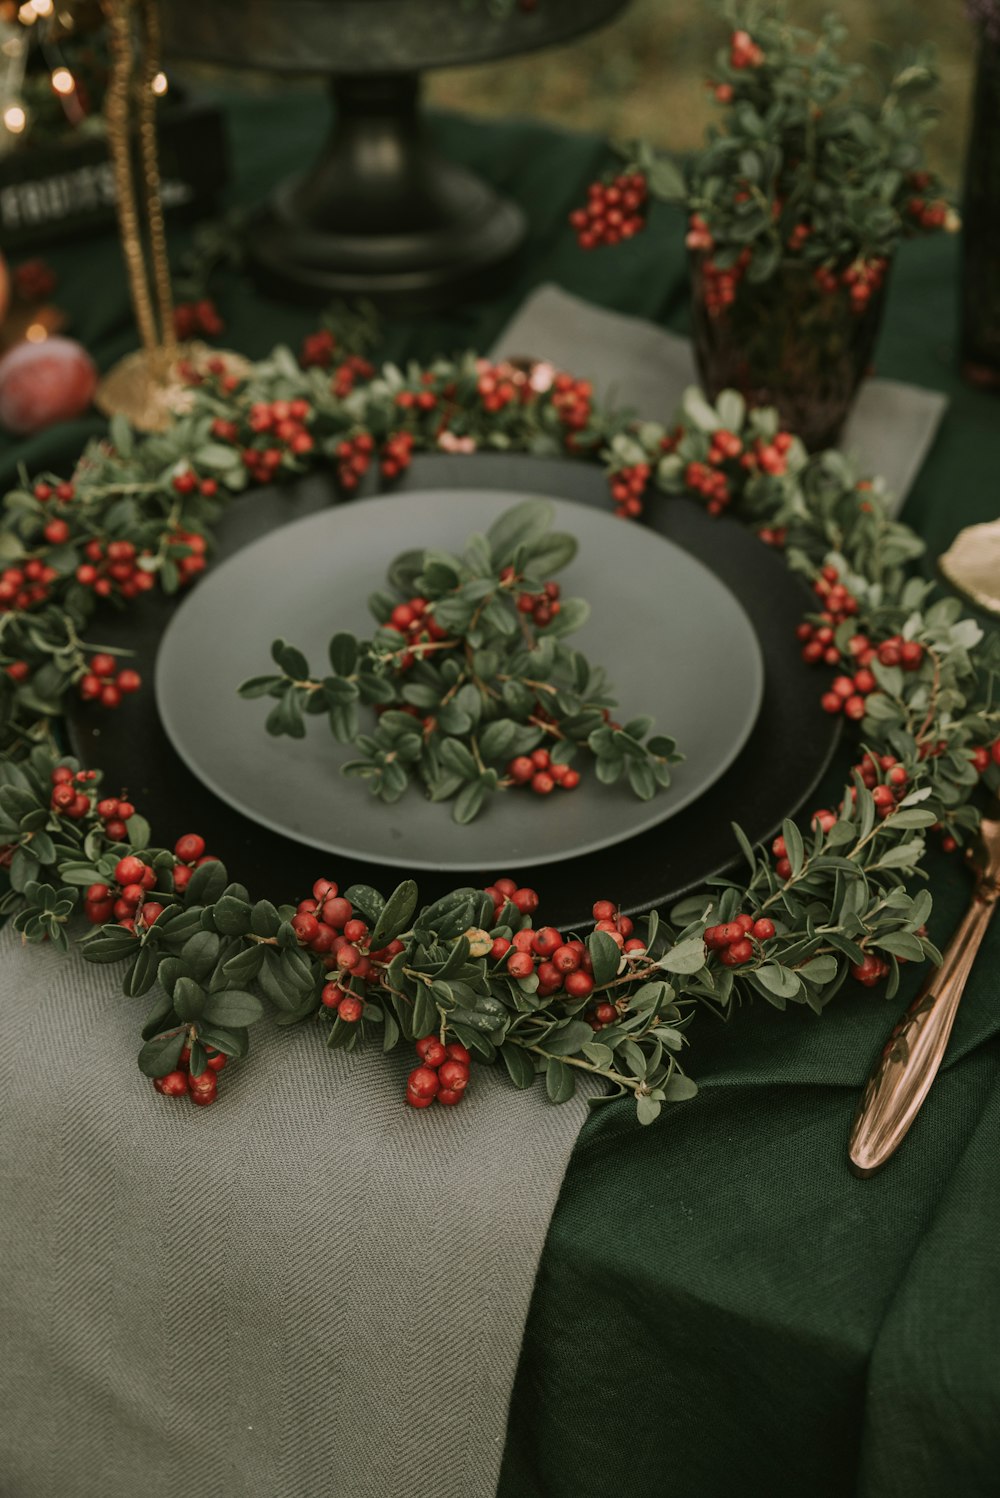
<box><xmin>240</xmin><ymin>499</ymin><xmax>681</xmax><ymax>823</ymax></box>
<box><xmin>567</xmin><ymin>1</ymin><xmax>959</xmax><ymax>447</ymax></box>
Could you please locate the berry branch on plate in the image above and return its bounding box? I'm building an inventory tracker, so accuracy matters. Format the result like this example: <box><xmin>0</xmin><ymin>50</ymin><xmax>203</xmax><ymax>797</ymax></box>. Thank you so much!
<box><xmin>241</xmin><ymin>499</ymin><xmax>681</xmax><ymax>822</ymax></box>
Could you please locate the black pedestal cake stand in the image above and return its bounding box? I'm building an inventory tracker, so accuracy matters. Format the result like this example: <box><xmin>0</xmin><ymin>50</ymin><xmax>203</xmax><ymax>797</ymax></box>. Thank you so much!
<box><xmin>162</xmin><ymin>0</ymin><xmax>630</xmax><ymax>309</ymax></box>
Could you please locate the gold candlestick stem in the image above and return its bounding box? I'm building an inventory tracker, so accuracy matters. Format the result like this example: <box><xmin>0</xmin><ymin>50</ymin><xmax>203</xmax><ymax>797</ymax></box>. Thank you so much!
<box><xmin>849</xmin><ymin>809</ymin><xmax>1000</xmax><ymax>1177</ymax></box>
<box><xmin>95</xmin><ymin>0</ymin><xmax>248</xmax><ymax>431</ymax></box>
<box><xmin>137</xmin><ymin>0</ymin><xmax>176</xmax><ymax>357</ymax></box>
<box><xmin>102</xmin><ymin>0</ymin><xmax>160</xmax><ymax>357</ymax></box>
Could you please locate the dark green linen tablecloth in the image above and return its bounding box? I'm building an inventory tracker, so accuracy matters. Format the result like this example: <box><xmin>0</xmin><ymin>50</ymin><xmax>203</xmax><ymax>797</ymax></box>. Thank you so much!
<box><xmin>3</xmin><ymin>90</ymin><xmax>998</xmax><ymax>1498</ymax></box>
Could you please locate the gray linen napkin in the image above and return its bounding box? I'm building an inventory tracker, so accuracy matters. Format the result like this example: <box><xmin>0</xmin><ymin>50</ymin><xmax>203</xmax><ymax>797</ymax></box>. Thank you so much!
<box><xmin>0</xmin><ymin>924</ymin><xmax>593</xmax><ymax>1498</ymax></box>
<box><xmin>491</xmin><ymin>284</ymin><xmax>948</xmax><ymax>515</ymax></box>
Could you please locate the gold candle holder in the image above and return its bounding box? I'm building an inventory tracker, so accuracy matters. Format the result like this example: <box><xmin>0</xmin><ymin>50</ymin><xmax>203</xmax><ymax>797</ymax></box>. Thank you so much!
<box><xmin>95</xmin><ymin>0</ymin><xmax>247</xmax><ymax>432</ymax></box>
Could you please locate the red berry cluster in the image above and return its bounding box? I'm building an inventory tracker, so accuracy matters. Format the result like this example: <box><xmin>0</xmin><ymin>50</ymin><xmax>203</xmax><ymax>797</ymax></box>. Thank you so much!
<box><xmin>787</xmin><ymin>222</ymin><xmax>811</xmax><ymax>252</ymax></box>
<box><xmin>383</xmin><ymin>595</ymin><xmax>449</xmax><ymax>670</ymax></box>
<box><xmin>683</xmin><ymin>427</ymin><xmax>796</xmax><ymax>517</ymax></box>
<box><xmin>806</xmin><ymin>563</ymin><xmax>861</xmax><ymax>633</ymax></box>
<box><xmin>818</xmin><ymin>667</ymin><xmax>875</xmax><ymax>720</ymax></box>
<box><xmin>809</xmin><ymin>628</ymin><xmax>924</xmax><ymax>719</ymax></box>
<box><xmin>40</xmin><ymin>516</ymin><xmax>71</xmax><ymax>546</ymax></box>
<box><xmin>854</xmin><ymin>752</ymin><xmax>909</xmax><ymax>812</ymax></box>
<box><xmin>483</xmin><ymin>877</ymin><xmax>539</xmax><ymax>920</ymax></box>
<box><xmin>770</xmin><ymin>833</ymin><xmax>794</xmax><ymax>882</ymax></box>
<box><xmin>380</xmin><ymin>430</ymin><xmax>414</xmax><ymax>480</ymax></box>
<box><xmin>154</xmin><ymin>1045</ymin><xmax>227</xmax><ymax>1106</ymax></box>
<box><xmin>507</xmin><ymin>572</ymin><xmax>562</xmax><ymax>627</ymax></box>
<box><xmin>170</xmin><ymin>469</ymin><xmax>218</xmax><ymax>502</ymax></box>
<box><xmin>469</xmin><ymin>363</ymin><xmax>524</xmax><ymax>414</ymax></box>
<box><xmin>394</xmin><ymin>386</ymin><xmax>439</xmax><ymax>416</ymax></box>
<box><xmin>334</xmin><ymin>432</ymin><xmax>375</xmax><ymax>491</ymax></box>
<box><xmin>174</xmin><ymin>355</ymin><xmax>240</xmax><ymax>395</ymax></box>
<box><xmin>485</xmin><ymin>891</ymin><xmax>639</xmax><ymax>1004</ymax></box>
<box><xmin>209</xmin><ymin>416</ymin><xmax>239</xmax><ymax>446</ymax></box>
<box><xmin>698</xmin><ymin>246</ymin><xmax>752</xmax><ymax>317</ymax></box>
<box><xmin>757</xmin><ymin>525</ymin><xmax>788</xmax><ymax>548</ymax></box>
<box><xmin>685</xmin><ymin>213</ymin><xmax>714</xmax><ymax>254</ymax></box>
<box><xmin>172</xmin><ymin>298</ymin><xmax>224</xmax><ymax>340</ymax></box>
<box><xmin>300</xmin><ymin>328</ymin><xmax>338</xmax><ymax>368</ymax></box>
<box><xmin>333</xmin><ymin>354</ymin><xmax>377</xmax><ymax>398</ymax></box>
<box><xmin>505</xmin><ymin>747</ymin><xmax>581</xmax><ymax>796</ymax></box>
<box><xmin>850</xmin><ymin>953</ymin><xmax>891</xmax><ymax>988</ymax></box>
<box><xmin>748</xmin><ymin>432</ymin><xmax>793</xmax><ymax>476</ymax></box>
<box><xmin>0</xmin><ymin>557</ymin><xmax>59</xmax><ymax>612</ymax></box>
<box><xmin>13</xmin><ymin>258</ymin><xmax>56</xmax><ymax>302</ymax></box>
<box><xmin>86</xmin><ymin>853</ymin><xmax>161</xmax><ymax>930</ymax></box>
<box><xmin>33</xmin><ymin>479</ymin><xmax>75</xmax><ymax>505</ymax></box>
<box><xmin>569</xmin><ymin>171</ymin><xmax>648</xmax><ymax>249</ymax></box>
<box><xmin>75</xmin><ymin>538</ymin><xmax>156</xmax><ymax>600</ymax></box>
<box><xmin>704</xmin><ymin>911</ymin><xmax>776</xmax><ymax>966</ymax></box>
<box><xmin>906</xmin><ymin>196</ymin><xmax>947</xmax><ymax>231</ymax></box>
<box><xmin>239</xmin><ymin>399</ymin><xmax>314</xmax><ymax>483</ymax></box>
<box><xmin>335</xmin><ymin>354</ymin><xmax>377</xmax><ymax>399</ymax></box>
<box><xmin>293</xmin><ymin>880</ymin><xmax>406</xmax><ymax>1014</ymax></box>
<box><xmin>49</xmin><ymin>763</ymin><xmax>98</xmax><ymax>820</ymax></box>
<box><xmin>550</xmin><ymin>372</ymin><xmax>593</xmax><ymax>437</ymax></box>
<box><xmin>842</xmin><ymin>258</ymin><xmax>887</xmax><ymax>314</ymax></box>
<box><xmin>172</xmin><ymin>832</ymin><xmax>213</xmax><ymax>892</ymax></box>
<box><xmin>872</xmin><ymin>633</ymin><xmax>925</xmax><ymax>672</ymax></box>
<box><xmin>609</xmin><ymin>462</ymin><xmax>651</xmax><ymax>519</ymax></box>
<box><xmin>684</xmin><ymin>458</ymin><xmax>731</xmax><ymax>515</ymax></box>
<box><xmin>94</xmin><ymin>792</ymin><xmax>136</xmax><ymax>842</ymax></box>
<box><xmin>730</xmin><ymin>28</ymin><xmax>764</xmax><ymax>67</ymax></box>
<box><xmin>82</xmin><ymin>836</ymin><xmax>213</xmax><ymax>928</ymax></box>
<box><xmin>166</xmin><ymin>527</ymin><xmax>208</xmax><ymax>583</ymax></box>
<box><xmin>77</xmin><ymin>652</ymin><xmax>141</xmax><ymax>709</ymax></box>
<box><xmin>971</xmin><ymin>738</ymin><xmax>1000</xmax><ymax>774</ymax></box>
<box><xmin>813</xmin><ymin>257</ymin><xmax>887</xmax><ymax>312</ymax></box>
<box><xmin>406</xmin><ymin>1039</ymin><xmax>472</xmax><ymax>1108</ymax></box>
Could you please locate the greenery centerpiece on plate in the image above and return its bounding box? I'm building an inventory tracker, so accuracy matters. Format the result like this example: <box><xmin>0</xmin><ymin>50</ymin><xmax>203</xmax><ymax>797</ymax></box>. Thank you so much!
<box><xmin>571</xmin><ymin>2</ymin><xmax>957</xmax><ymax>448</ymax></box>
<box><xmin>240</xmin><ymin>499</ymin><xmax>681</xmax><ymax>823</ymax></box>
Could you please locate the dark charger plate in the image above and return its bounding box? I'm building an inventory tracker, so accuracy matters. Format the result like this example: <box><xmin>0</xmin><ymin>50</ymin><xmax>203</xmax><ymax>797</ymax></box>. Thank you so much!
<box><xmin>66</xmin><ymin>455</ymin><xmax>839</xmax><ymax>928</ymax></box>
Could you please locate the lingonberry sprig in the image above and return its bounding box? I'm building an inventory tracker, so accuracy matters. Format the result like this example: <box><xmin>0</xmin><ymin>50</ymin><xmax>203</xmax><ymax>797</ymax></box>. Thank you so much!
<box><xmin>240</xmin><ymin>499</ymin><xmax>682</xmax><ymax>822</ymax></box>
<box><xmin>1</xmin><ymin>731</ymin><xmax>986</xmax><ymax>1125</ymax></box>
<box><xmin>568</xmin><ymin>3</ymin><xmax>959</xmax><ymax>289</ymax></box>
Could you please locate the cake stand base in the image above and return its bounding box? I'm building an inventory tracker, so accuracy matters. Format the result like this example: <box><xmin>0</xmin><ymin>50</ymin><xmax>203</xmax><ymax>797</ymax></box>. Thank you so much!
<box><xmin>246</xmin><ymin>74</ymin><xmax>526</xmax><ymax>311</ymax></box>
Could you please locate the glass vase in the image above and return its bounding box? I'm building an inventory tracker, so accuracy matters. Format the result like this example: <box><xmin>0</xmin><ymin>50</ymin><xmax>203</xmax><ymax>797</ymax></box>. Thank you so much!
<box><xmin>959</xmin><ymin>35</ymin><xmax>1000</xmax><ymax>389</ymax></box>
<box><xmin>689</xmin><ymin>256</ymin><xmax>890</xmax><ymax>451</ymax></box>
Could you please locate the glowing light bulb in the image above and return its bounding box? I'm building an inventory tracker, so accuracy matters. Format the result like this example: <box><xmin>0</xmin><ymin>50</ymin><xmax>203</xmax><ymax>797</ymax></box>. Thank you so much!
<box><xmin>3</xmin><ymin>105</ymin><xmax>27</xmax><ymax>133</ymax></box>
<box><xmin>51</xmin><ymin>67</ymin><xmax>75</xmax><ymax>94</ymax></box>
<box><xmin>18</xmin><ymin>3</ymin><xmax>38</xmax><ymax>23</ymax></box>
<box><xmin>33</xmin><ymin>0</ymin><xmax>54</xmax><ymax>13</ymax></box>
<box><xmin>25</xmin><ymin>323</ymin><xmax>48</xmax><ymax>342</ymax></box>
<box><xmin>151</xmin><ymin>71</ymin><xmax>168</xmax><ymax>96</ymax></box>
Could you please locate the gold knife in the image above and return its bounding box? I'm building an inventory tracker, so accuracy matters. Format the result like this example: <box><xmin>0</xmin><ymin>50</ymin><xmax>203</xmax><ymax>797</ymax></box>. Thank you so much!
<box><xmin>848</xmin><ymin>805</ymin><xmax>1000</xmax><ymax>1177</ymax></box>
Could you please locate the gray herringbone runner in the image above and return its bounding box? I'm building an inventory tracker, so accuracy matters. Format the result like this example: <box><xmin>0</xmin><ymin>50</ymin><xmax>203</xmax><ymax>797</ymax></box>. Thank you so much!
<box><xmin>0</xmin><ymin>924</ymin><xmax>593</xmax><ymax>1497</ymax></box>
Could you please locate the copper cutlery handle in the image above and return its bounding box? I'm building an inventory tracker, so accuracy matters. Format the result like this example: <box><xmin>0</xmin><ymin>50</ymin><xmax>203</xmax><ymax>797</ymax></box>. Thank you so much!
<box><xmin>849</xmin><ymin>827</ymin><xmax>1000</xmax><ymax>1178</ymax></box>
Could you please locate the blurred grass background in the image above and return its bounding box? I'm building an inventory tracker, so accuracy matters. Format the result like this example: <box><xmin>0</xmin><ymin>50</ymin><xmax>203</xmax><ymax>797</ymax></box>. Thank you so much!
<box><xmin>428</xmin><ymin>0</ymin><xmax>975</xmax><ymax>184</ymax></box>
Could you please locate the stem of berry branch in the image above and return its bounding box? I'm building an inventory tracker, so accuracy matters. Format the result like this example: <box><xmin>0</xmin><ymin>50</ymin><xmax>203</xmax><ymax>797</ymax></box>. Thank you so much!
<box><xmin>913</xmin><ymin>648</ymin><xmax>942</xmax><ymax>745</ymax></box>
<box><xmin>525</xmin><ymin>1042</ymin><xmax>641</xmax><ymax>1092</ymax></box>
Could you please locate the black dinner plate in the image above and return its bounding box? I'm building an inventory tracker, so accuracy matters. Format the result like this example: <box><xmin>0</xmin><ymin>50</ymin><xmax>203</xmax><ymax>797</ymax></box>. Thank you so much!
<box><xmin>67</xmin><ymin>454</ymin><xmax>840</xmax><ymax>928</ymax></box>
